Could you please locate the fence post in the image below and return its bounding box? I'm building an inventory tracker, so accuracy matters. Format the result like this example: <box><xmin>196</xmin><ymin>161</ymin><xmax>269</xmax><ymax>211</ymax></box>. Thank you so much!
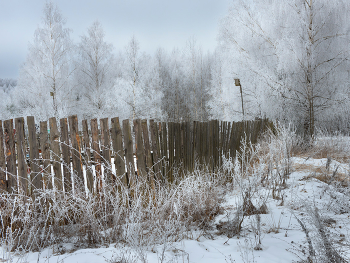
<box><xmin>40</xmin><ymin>121</ymin><xmax>52</xmax><ymax>189</ymax></box>
<box><xmin>142</xmin><ymin>120</ymin><xmax>155</xmax><ymax>190</ymax></box>
<box><xmin>168</xmin><ymin>122</ymin><xmax>174</xmax><ymax>183</ymax></box>
<box><xmin>149</xmin><ymin>120</ymin><xmax>161</xmax><ymax>182</ymax></box>
<box><xmin>100</xmin><ymin>118</ymin><xmax>111</xmax><ymax>184</ymax></box>
<box><xmin>4</xmin><ymin>119</ymin><xmax>16</xmax><ymax>193</ymax></box>
<box><xmin>0</xmin><ymin>121</ymin><xmax>6</xmax><ymax>192</ymax></box>
<box><xmin>82</xmin><ymin>119</ymin><xmax>93</xmax><ymax>192</ymax></box>
<box><xmin>123</xmin><ymin>119</ymin><xmax>134</xmax><ymax>188</ymax></box>
<box><xmin>91</xmin><ymin>118</ymin><xmax>101</xmax><ymax>194</ymax></box>
<box><xmin>134</xmin><ymin>119</ymin><xmax>146</xmax><ymax>179</ymax></box>
<box><xmin>60</xmin><ymin>118</ymin><xmax>71</xmax><ymax>192</ymax></box>
<box><xmin>69</xmin><ymin>115</ymin><xmax>83</xmax><ymax>187</ymax></box>
<box><xmin>15</xmin><ymin>117</ymin><xmax>28</xmax><ymax>195</ymax></box>
<box><xmin>49</xmin><ymin>117</ymin><xmax>62</xmax><ymax>191</ymax></box>
<box><xmin>111</xmin><ymin>117</ymin><xmax>126</xmax><ymax>186</ymax></box>
<box><xmin>27</xmin><ymin>116</ymin><xmax>42</xmax><ymax>194</ymax></box>
<box><xmin>160</xmin><ymin>122</ymin><xmax>167</xmax><ymax>180</ymax></box>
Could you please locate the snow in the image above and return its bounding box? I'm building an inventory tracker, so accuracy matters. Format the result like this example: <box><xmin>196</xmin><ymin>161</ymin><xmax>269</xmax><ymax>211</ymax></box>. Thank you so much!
<box><xmin>2</xmin><ymin>156</ymin><xmax>350</xmax><ymax>263</ymax></box>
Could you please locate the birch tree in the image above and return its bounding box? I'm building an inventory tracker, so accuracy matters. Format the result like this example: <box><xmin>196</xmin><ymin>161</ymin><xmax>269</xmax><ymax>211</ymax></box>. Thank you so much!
<box><xmin>76</xmin><ymin>20</ymin><xmax>116</xmax><ymax>119</ymax></box>
<box><xmin>17</xmin><ymin>1</ymin><xmax>74</xmax><ymax>120</ymax></box>
<box><xmin>115</xmin><ymin>36</ymin><xmax>163</xmax><ymax>120</ymax></box>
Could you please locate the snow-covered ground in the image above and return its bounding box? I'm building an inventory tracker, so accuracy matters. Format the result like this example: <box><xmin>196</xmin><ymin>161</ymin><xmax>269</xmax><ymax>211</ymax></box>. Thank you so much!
<box><xmin>2</xmin><ymin>155</ymin><xmax>350</xmax><ymax>263</ymax></box>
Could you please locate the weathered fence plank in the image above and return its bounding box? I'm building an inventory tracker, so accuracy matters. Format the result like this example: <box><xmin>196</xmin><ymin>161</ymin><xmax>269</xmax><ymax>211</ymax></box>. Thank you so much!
<box><xmin>49</xmin><ymin>117</ymin><xmax>62</xmax><ymax>190</ymax></box>
<box><xmin>111</xmin><ymin>117</ymin><xmax>126</xmax><ymax>185</ymax></box>
<box><xmin>141</xmin><ymin>120</ymin><xmax>155</xmax><ymax>189</ymax></box>
<box><xmin>27</xmin><ymin>116</ymin><xmax>42</xmax><ymax>193</ymax></box>
<box><xmin>15</xmin><ymin>117</ymin><xmax>28</xmax><ymax>195</ymax></box>
<box><xmin>82</xmin><ymin>119</ymin><xmax>93</xmax><ymax>192</ymax></box>
<box><xmin>209</xmin><ymin>120</ymin><xmax>214</xmax><ymax>171</ymax></box>
<box><xmin>4</xmin><ymin>119</ymin><xmax>16</xmax><ymax>193</ymax></box>
<box><xmin>214</xmin><ymin>120</ymin><xmax>220</xmax><ymax>168</ymax></box>
<box><xmin>60</xmin><ymin>118</ymin><xmax>71</xmax><ymax>192</ymax></box>
<box><xmin>100</xmin><ymin>118</ymin><xmax>111</xmax><ymax>184</ymax></box>
<box><xmin>225</xmin><ymin>122</ymin><xmax>231</xmax><ymax>157</ymax></box>
<box><xmin>174</xmin><ymin>123</ymin><xmax>181</xmax><ymax>170</ymax></box>
<box><xmin>186</xmin><ymin>122</ymin><xmax>193</xmax><ymax>172</ymax></box>
<box><xmin>40</xmin><ymin>121</ymin><xmax>51</xmax><ymax>189</ymax></box>
<box><xmin>69</xmin><ymin>115</ymin><xmax>83</xmax><ymax>186</ymax></box>
<box><xmin>149</xmin><ymin>120</ymin><xmax>161</xmax><ymax>181</ymax></box>
<box><xmin>134</xmin><ymin>119</ymin><xmax>146</xmax><ymax>179</ymax></box>
<box><xmin>0</xmin><ymin>121</ymin><xmax>6</xmax><ymax>192</ymax></box>
<box><xmin>123</xmin><ymin>119</ymin><xmax>134</xmax><ymax>188</ymax></box>
<box><xmin>160</xmin><ymin>122</ymin><xmax>167</xmax><ymax>179</ymax></box>
<box><xmin>91</xmin><ymin>118</ymin><xmax>101</xmax><ymax>193</ymax></box>
<box><xmin>168</xmin><ymin>122</ymin><xmax>174</xmax><ymax>183</ymax></box>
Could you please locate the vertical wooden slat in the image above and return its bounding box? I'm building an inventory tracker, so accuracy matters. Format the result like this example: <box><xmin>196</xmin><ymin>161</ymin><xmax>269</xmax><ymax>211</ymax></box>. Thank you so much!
<box><xmin>182</xmin><ymin>123</ymin><xmax>187</xmax><ymax>172</ymax></box>
<box><xmin>208</xmin><ymin>120</ymin><xmax>214</xmax><ymax>171</ymax></box>
<box><xmin>221</xmin><ymin>121</ymin><xmax>226</xmax><ymax>160</ymax></box>
<box><xmin>149</xmin><ymin>120</ymin><xmax>161</xmax><ymax>181</ymax></box>
<box><xmin>202</xmin><ymin>122</ymin><xmax>209</xmax><ymax>166</ymax></box>
<box><xmin>228</xmin><ymin>121</ymin><xmax>235</xmax><ymax>157</ymax></box>
<box><xmin>0</xmin><ymin>121</ymin><xmax>6</xmax><ymax>192</ymax></box>
<box><xmin>27</xmin><ymin>116</ymin><xmax>42</xmax><ymax>193</ymax></box>
<box><xmin>141</xmin><ymin>120</ymin><xmax>155</xmax><ymax>189</ymax></box>
<box><xmin>82</xmin><ymin>119</ymin><xmax>93</xmax><ymax>192</ymax></box>
<box><xmin>192</xmin><ymin>121</ymin><xmax>198</xmax><ymax>164</ymax></box>
<box><xmin>225</xmin><ymin>121</ymin><xmax>231</xmax><ymax>158</ymax></box>
<box><xmin>168</xmin><ymin>122</ymin><xmax>174</xmax><ymax>183</ymax></box>
<box><xmin>180</xmin><ymin>122</ymin><xmax>185</xmax><ymax>174</ymax></box>
<box><xmin>49</xmin><ymin>117</ymin><xmax>62</xmax><ymax>190</ymax></box>
<box><xmin>134</xmin><ymin>119</ymin><xmax>146</xmax><ymax>179</ymax></box>
<box><xmin>69</xmin><ymin>115</ymin><xmax>83</xmax><ymax>186</ymax></box>
<box><xmin>174</xmin><ymin>123</ymin><xmax>180</xmax><ymax>168</ymax></box>
<box><xmin>91</xmin><ymin>118</ymin><xmax>101</xmax><ymax>193</ymax></box>
<box><xmin>60</xmin><ymin>118</ymin><xmax>71</xmax><ymax>192</ymax></box>
<box><xmin>40</xmin><ymin>121</ymin><xmax>52</xmax><ymax>189</ymax></box>
<box><xmin>110</xmin><ymin>117</ymin><xmax>126</xmax><ymax>185</ymax></box>
<box><xmin>161</xmin><ymin>122</ymin><xmax>167</xmax><ymax>179</ymax></box>
<box><xmin>100</xmin><ymin>118</ymin><xmax>111</xmax><ymax>184</ymax></box>
<box><xmin>156</xmin><ymin>122</ymin><xmax>162</xmax><ymax>171</ymax></box>
<box><xmin>141</xmin><ymin>120</ymin><xmax>152</xmax><ymax>171</ymax></box>
<box><xmin>123</xmin><ymin>119</ymin><xmax>134</xmax><ymax>187</ymax></box>
<box><xmin>186</xmin><ymin>122</ymin><xmax>193</xmax><ymax>172</ymax></box>
<box><xmin>4</xmin><ymin>119</ymin><xmax>16</xmax><ymax>193</ymax></box>
<box><xmin>15</xmin><ymin>117</ymin><xmax>28</xmax><ymax>195</ymax></box>
<box><xmin>214</xmin><ymin>120</ymin><xmax>220</xmax><ymax>169</ymax></box>
<box><xmin>199</xmin><ymin>122</ymin><xmax>204</xmax><ymax>164</ymax></box>
<box><xmin>237</xmin><ymin>122</ymin><xmax>244</xmax><ymax>154</ymax></box>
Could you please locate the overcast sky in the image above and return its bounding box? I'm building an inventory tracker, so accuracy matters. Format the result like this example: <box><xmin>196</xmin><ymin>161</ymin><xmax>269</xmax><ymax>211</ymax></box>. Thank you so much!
<box><xmin>0</xmin><ymin>0</ymin><xmax>232</xmax><ymax>79</ymax></box>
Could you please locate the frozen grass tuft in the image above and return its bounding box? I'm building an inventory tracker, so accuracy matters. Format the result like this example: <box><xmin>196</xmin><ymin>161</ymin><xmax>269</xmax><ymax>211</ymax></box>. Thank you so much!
<box><xmin>0</xmin><ymin>161</ymin><xmax>225</xmax><ymax>255</ymax></box>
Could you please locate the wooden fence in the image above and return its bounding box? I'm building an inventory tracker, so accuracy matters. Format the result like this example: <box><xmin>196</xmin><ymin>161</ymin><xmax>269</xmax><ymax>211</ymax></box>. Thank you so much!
<box><xmin>0</xmin><ymin>116</ymin><xmax>272</xmax><ymax>196</ymax></box>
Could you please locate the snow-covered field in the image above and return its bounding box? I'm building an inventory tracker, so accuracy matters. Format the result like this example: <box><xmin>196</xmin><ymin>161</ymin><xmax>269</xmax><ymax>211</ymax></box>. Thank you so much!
<box><xmin>2</xmin><ymin>135</ymin><xmax>350</xmax><ymax>263</ymax></box>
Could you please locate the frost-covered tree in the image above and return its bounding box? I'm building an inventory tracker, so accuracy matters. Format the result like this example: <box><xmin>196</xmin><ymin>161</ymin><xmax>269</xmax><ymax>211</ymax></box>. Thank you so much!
<box><xmin>219</xmin><ymin>0</ymin><xmax>350</xmax><ymax>136</ymax></box>
<box><xmin>0</xmin><ymin>79</ymin><xmax>18</xmax><ymax>120</ymax></box>
<box><xmin>160</xmin><ymin>47</ymin><xmax>188</xmax><ymax>122</ymax></box>
<box><xmin>183</xmin><ymin>38</ymin><xmax>212</xmax><ymax>121</ymax></box>
<box><xmin>17</xmin><ymin>1</ymin><xmax>74</xmax><ymax>120</ymax></box>
<box><xmin>115</xmin><ymin>36</ymin><xmax>163</xmax><ymax>120</ymax></box>
<box><xmin>75</xmin><ymin>20</ymin><xmax>116</xmax><ymax>119</ymax></box>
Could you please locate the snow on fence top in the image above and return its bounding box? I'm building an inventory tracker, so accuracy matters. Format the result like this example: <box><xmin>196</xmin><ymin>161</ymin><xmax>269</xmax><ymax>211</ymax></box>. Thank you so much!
<box><xmin>0</xmin><ymin>116</ymin><xmax>272</xmax><ymax>195</ymax></box>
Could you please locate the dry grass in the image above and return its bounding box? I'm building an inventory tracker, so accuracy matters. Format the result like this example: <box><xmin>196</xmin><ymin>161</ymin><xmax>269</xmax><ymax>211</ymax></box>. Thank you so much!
<box><xmin>295</xmin><ymin>163</ymin><xmax>350</xmax><ymax>187</ymax></box>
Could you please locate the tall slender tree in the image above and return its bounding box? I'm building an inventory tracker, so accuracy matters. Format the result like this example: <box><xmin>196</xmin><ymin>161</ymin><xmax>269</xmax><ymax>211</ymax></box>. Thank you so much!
<box><xmin>17</xmin><ymin>1</ymin><xmax>74</xmax><ymax>120</ymax></box>
<box><xmin>76</xmin><ymin>20</ymin><xmax>116</xmax><ymax>119</ymax></box>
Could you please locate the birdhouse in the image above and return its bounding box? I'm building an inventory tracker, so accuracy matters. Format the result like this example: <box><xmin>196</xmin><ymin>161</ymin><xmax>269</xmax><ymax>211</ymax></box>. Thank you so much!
<box><xmin>234</xmin><ymin>79</ymin><xmax>241</xmax><ymax>86</ymax></box>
